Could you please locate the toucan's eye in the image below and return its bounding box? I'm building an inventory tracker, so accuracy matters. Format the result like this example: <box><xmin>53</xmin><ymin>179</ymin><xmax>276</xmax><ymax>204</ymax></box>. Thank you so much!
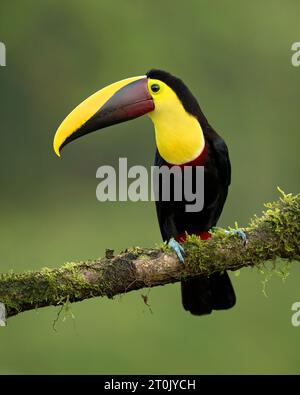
<box><xmin>151</xmin><ymin>84</ymin><xmax>160</xmax><ymax>93</ymax></box>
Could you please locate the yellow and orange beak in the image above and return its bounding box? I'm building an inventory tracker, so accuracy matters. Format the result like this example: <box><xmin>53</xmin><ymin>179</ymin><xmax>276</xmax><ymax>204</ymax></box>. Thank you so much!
<box><xmin>53</xmin><ymin>75</ymin><xmax>154</xmax><ymax>156</ymax></box>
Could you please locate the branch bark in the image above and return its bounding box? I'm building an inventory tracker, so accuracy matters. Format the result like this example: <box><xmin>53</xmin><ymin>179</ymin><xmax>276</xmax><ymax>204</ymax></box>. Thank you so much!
<box><xmin>0</xmin><ymin>190</ymin><xmax>299</xmax><ymax>320</ymax></box>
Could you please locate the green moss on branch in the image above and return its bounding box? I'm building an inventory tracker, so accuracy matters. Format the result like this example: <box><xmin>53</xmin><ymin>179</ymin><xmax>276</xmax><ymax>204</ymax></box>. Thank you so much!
<box><xmin>0</xmin><ymin>190</ymin><xmax>299</xmax><ymax>319</ymax></box>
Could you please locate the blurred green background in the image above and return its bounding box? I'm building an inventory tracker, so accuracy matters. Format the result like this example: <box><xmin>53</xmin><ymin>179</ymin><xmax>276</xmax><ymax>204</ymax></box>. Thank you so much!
<box><xmin>0</xmin><ymin>0</ymin><xmax>300</xmax><ymax>374</ymax></box>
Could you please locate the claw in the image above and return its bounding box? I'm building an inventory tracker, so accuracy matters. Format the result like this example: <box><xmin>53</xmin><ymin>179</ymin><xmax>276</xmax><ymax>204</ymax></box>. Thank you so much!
<box><xmin>168</xmin><ymin>237</ymin><xmax>185</xmax><ymax>263</ymax></box>
<box><xmin>225</xmin><ymin>229</ymin><xmax>247</xmax><ymax>244</ymax></box>
<box><xmin>234</xmin><ymin>229</ymin><xmax>247</xmax><ymax>242</ymax></box>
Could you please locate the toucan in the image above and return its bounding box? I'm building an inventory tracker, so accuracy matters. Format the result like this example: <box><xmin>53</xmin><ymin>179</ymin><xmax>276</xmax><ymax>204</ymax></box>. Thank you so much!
<box><xmin>53</xmin><ymin>69</ymin><xmax>237</xmax><ymax>315</ymax></box>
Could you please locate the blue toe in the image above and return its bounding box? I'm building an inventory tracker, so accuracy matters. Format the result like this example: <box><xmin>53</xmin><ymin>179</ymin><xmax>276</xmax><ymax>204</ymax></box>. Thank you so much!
<box><xmin>234</xmin><ymin>229</ymin><xmax>247</xmax><ymax>241</ymax></box>
<box><xmin>168</xmin><ymin>238</ymin><xmax>185</xmax><ymax>263</ymax></box>
<box><xmin>225</xmin><ymin>229</ymin><xmax>247</xmax><ymax>242</ymax></box>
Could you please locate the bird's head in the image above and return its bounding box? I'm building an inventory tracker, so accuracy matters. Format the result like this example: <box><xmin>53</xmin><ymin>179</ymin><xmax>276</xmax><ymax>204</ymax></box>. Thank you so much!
<box><xmin>53</xmin><ymin>69</ymin><xmax>206</xmax><ymax>164</ymax></box>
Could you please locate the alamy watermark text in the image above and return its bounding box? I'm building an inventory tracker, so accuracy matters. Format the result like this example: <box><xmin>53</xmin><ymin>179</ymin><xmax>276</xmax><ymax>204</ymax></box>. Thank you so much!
<box><xmin>96</xmin><ymin>158</ymin><xmax>204</xmax><ymax>212</ymax></box>
<box><xmin>0</xmin><ymin>42</ymin><xmax>6</xmax><ymax>66</ymax></box>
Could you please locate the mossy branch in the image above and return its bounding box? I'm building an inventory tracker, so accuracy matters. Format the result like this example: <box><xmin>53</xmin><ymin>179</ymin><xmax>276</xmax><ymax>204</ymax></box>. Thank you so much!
<box><xmin>0</xmin><ymin>190</ymin><xmax>299</xmax><ymax>321</ymax></box>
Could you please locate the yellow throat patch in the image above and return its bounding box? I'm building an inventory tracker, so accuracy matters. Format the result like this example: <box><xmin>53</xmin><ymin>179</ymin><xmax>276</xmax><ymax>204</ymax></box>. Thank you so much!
<box><xmin>147</xmin><ymin>78</ymin><xmax>205</xmax><ymax>165</ymax></box>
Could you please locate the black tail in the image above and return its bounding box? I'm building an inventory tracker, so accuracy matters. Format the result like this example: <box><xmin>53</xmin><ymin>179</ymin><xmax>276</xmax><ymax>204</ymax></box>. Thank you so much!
<box><xmin>181</xmin><ymin>271</ymin><xmax>236</xmax><ymax>315</ymax></box>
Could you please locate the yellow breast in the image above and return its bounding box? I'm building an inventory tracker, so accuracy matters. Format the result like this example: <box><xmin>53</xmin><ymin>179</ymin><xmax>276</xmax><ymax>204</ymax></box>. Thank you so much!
<box><xmin>147</xmin><ymin>79</ymin><xmax>205</xmax><ymax>165</ymax></box>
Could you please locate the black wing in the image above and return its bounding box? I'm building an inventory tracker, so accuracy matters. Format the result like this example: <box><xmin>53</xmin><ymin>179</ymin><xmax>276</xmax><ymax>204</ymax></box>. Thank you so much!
<box><xmin>205</xmin><ymin>126</ymin><xmax>231</xmax><ymax>187</ymax></box>
<box><xmin>154</xmin><ymin>127</ymin><xmax>231</xmax><ymax>241</ymax></box>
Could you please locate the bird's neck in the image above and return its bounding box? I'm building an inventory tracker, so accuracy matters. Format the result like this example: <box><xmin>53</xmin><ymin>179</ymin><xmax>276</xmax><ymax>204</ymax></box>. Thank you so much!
<box><xmin>149</xmin><ymin>108</ymin><xmax>205</xmax><ymax>165</ymax></box>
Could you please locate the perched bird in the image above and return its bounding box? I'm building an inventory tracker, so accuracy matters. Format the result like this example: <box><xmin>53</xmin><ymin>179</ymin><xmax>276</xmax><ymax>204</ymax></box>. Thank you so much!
<box><xmin>53</xmin><ymin>69</ymin><xmax>237</xmax><ymax>315</ymax></box>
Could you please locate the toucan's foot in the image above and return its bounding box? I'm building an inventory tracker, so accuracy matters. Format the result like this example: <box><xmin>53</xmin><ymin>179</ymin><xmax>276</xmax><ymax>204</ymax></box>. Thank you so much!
<box><xmin>225</xmin><ymin>229</ymin><xmax>247</xmax><ymax>244</ymax></box>
<box><xmin>168</xmin><ymin>238</ymin><xmax>185</xmax><ymax>263</ymax></box>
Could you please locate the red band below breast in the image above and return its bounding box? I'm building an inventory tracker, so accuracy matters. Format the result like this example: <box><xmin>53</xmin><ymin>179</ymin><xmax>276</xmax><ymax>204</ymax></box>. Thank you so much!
<box><xmin>175</xmin><ymin>231</ymin><xmax>211</xmax><ymax>243</ymax></box>
<box><xmin>164</xmin><ymin>144</ymin><xmax>208</xmax><ymax>168</ymax></box>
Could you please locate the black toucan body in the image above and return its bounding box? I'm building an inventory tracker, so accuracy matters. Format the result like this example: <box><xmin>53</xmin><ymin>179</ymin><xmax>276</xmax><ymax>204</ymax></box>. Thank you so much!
<box><xmin>53</xmin><ymin>69</ymin><xmax>236</xmax><ymax>315</ymax></box>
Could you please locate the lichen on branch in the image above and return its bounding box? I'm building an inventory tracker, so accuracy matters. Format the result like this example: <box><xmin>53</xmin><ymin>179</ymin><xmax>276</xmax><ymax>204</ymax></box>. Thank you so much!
<box><xmin>0</xmin><ymin>189</ymin><xmax>299</xmax><ymax>320</ymax></box>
